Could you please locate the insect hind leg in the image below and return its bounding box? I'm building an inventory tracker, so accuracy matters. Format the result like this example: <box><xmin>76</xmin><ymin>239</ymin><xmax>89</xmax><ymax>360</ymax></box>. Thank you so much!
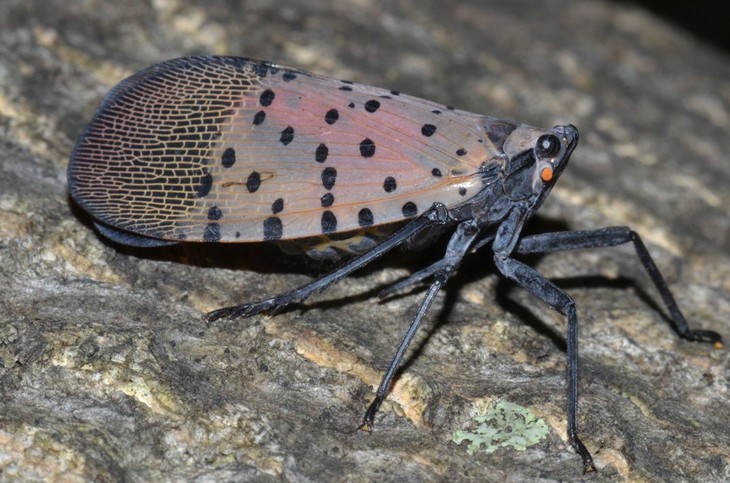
<box><xmin>360</xmin><ymin>219</ymin><xmax>481</xmax><ymax>431</ymax></box>
<box><xmin>206</xmin><ymin>203</ymin><xmax>452</xmax><ymax>323</ymax></box>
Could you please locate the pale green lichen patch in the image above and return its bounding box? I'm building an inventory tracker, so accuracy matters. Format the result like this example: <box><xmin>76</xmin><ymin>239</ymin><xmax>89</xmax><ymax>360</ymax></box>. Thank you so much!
<box><xmin>453</xmin><ymin>400</ymin><xmax>549</xmax><ymax>455</ymax></box>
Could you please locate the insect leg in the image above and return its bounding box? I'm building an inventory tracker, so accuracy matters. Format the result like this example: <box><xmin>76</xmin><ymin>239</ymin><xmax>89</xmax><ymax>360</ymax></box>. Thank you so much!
<box><xmin>492</xmin><ymin>207</ymin><xmax>595</xmax><ymax>473</ymax></box>
<box><xmin>514</xmin><ymin>227</ymin><xmax>723</xmax><ymax>345</ymax></box>
<box><xmin>493</xmin><ymin>250</ymin><xmax>596</xmax><ymax>473</ymax></box>
<box><xmin>377</xmin><ymin>259</ymin><xmax>446</xmax><ymax>299</ymax></box>
<box><xmin>360</xmin><ymin>220</ymin><xmax>480</xmax><ymax>431</ymax></box>
<box><xmin>379</xmin><ymin>231</ymin><xmax>498</xmax><ymax>299</ymax></box>
<box><xmin>207</xmin><ymin>203</ymin><xmax>451</xmax><ymax>322</ymax></box>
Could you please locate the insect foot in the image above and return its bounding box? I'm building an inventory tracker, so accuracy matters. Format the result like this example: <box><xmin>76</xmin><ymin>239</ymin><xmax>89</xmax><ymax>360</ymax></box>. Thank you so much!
<box><xmin>206</xmin><ymin>298</ymin><xmax>278</xmax><ymax>323</ymax></box>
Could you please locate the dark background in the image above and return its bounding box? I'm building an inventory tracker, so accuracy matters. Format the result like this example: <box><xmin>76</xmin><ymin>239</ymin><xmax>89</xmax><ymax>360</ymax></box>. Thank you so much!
<box><xmin>628</xmin><ymin>1</ymin><xmax>729</xmax><ymax>52</ymax></box>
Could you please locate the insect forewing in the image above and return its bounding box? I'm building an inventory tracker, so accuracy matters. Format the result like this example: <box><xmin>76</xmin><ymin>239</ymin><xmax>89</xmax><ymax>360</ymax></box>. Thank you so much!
<box><xmin>69</xmin><ymin>56</ymin><xmax>507</xmax><ymax>244</ymax></box>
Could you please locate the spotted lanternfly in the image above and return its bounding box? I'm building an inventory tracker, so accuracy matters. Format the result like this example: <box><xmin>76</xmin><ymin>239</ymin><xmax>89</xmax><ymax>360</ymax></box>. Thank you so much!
<box><xmin>68</xmin><ymin>56</ymin><xmax>723</xmax><ymax>473</ymax></box>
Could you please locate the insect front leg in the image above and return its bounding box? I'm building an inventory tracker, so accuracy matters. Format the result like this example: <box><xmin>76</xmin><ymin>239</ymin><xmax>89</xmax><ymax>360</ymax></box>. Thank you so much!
<box><xmin>207</xmin><ymin>203</ymin><xmax>451</xmax><ymax>322</ymax></box>
<box><xmin>492</xmin><ymin>207</ymin><xmax>595</xmax><ymax>473</ymax></box>
<box><xmin>493</xmin><ymin>251</ymin><xmax>595</xmax><ymax>473</ymax></box>
<box><xmin>359</xmin><ymin>219</ymin><xmax>480</xmax><ymax>432</ymax></box>
<box><xmin>513</xmin><ymin>227</ymin><xmax>723</xmax><ymax>345</ymax></box>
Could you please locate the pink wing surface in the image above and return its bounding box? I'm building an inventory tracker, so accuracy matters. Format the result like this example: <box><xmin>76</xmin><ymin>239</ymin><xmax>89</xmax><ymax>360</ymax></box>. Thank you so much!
<box><xmin>69</xmin><ymin>56</ymin><xmax>500</xmax><ymax>243</ymax></box>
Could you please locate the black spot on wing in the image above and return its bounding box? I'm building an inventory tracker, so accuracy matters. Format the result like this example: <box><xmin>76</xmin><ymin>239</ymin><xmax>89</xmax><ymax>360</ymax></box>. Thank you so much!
<box><xmin>246</xmin><ymin>171</ymin><xmax>261</xmax><ymax>193</ymax></box>
<box><xmin>364</xmin><ymin>100</ymin><xmax>380</xmax><ymax>113</ymax></box>
<box><xmin>280</xmin><ymin>126</ymin><xmax>294</xmax><ymax>145</ymax></box>
<box><xmin>203</xmin><ymin>223</ymin><xmax>221</xmax><ymax>242</ymax></box>
<box><xmin>321</xmin><ymin>192</ymin><xmax>334</xmax><ymax>207</ymax></box>
<box><xmin>315</xmin><ymin>143</ymin><xmax>328</xmax><ymax>163</ymax></box>
<box><xmin>360</xmin><ymin>138</ymin><xmax>375</xmax><ymax>158</ymax></box>
<box><xmin>252</xmin><ymin>110</ymin><xmax>266</xmax><ymax>126</ymax></box>
<box><xmin>259</xmin><ymin>89</ymin><xmax>275</xmax><ymax>106</ymax></box>
<box><xmin>402</xmin><ymin>201</ymin><xmax>418</xmax><ymax>217</ymax></box>
<box><xmin>207</xmin><ymin>206</ymin><xmax>222</xmax><ymax>220</ymax></box>
<box><xmin>421</xmin><ymin>124</ymin><xmax>437</xmax><ymax>137</ymax></box>
<box><xmin>263</xmin><ymin>217</ymin><xmax>283</xmax><ymax>240</ymax></box>
<box><xmin>222</xmin><ymin>148</ymin><xmax>236</xmax><ymax>168</ymax></box>
<box><xmin>325</xmin><ymin>109</ymin><xmax>339</xmax><ymax>125</ymax></box>
<box><xmin>321</xmin><ymin>211</ymin><xmax>337</xmax><ymax>233</ymax></box>
<box><xmin>321</xmin><ymin>167</ymin><xmax>337</xmax><ymax>190</ymax></box>
<box><xmin>383</xmin><ymin>176</ymin><xmax>396</xmax><ymax>193</ymax></box>
<box><xmin>358</xmin><ymin>208</ymin><xmax>374</xmax><ymax>227</ymax></box>
<box><xmin>196</xmin><ymin>173</ymin><xmax>213</xmax><ymax>197</ymax></box>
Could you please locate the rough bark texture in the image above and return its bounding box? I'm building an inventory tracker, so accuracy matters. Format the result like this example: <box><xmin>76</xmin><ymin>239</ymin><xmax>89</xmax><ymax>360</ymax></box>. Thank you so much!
<box><xmin>1</xmin><ymin>0</ymin><xmax>728</xmax><ymax>481</ymax></box>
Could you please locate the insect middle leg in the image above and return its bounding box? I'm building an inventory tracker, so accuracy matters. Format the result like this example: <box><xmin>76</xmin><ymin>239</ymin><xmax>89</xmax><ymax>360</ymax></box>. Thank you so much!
<box><xmin>377</xmin><ymin>233</ymin><xmax>497</xmax><ymax>299</ymax></box>
<box><xmin>359</xmin><ymin>219</ymin><xmax>480</xmax><ymax>431</ymax></box>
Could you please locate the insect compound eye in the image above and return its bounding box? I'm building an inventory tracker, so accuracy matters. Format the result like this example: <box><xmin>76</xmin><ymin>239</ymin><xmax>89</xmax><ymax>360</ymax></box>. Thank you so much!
<box><xmin>535</xmin><ymin>134</ymin><xmax>561</xmax><ymax>159</ymax></box>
